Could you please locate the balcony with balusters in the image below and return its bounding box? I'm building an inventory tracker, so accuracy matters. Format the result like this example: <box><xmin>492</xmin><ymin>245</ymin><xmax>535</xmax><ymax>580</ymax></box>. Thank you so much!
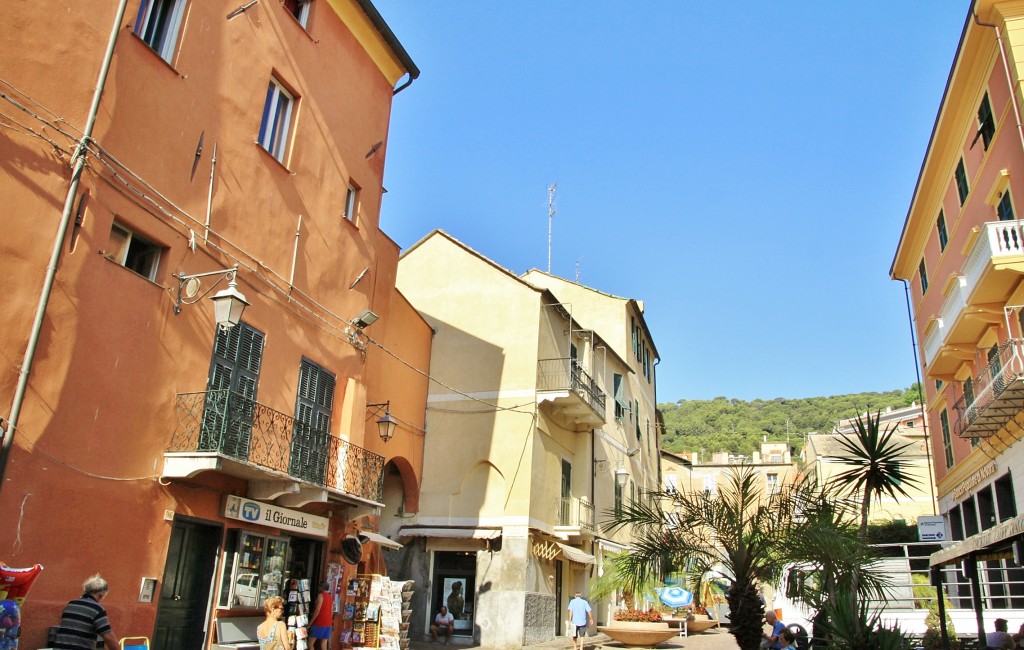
<box><xmin>163</xmin><ymin>389</ymin><xmax>384</xmax><ymax>507</ymax></box>
<box><xmin>554</xmin><ymin>495</ymin><xmax>595</xmax><ymax>537</ymax></box>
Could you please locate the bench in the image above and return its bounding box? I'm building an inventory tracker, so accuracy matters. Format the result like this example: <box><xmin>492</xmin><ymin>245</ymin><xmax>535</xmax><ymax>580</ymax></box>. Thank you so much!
<box><xmin>212</xmin><ymin>616</ymin><xmax>263</xmax><ymax>650</ymax></box>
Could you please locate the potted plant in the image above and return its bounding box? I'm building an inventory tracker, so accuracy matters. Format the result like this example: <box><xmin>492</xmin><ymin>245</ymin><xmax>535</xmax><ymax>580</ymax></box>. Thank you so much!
<box><xmin>598</xmin><ymin>609</ymin><xmax>676</xmax><ymax>647</ymax></box>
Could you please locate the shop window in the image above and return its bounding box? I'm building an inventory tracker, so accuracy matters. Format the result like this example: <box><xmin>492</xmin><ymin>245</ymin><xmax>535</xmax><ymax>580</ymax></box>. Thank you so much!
<box><xmin>218</xmin><ymin>528</ymin><xmax>323</xmax><ymax>609</ymax></box>
<box><xmin>134</xmin><ymin>0</ymin><xmax>187</xmax><ymax>63</ymax></box>
<box><xmin>963</xmin><ymin>498</ymin><xmax>979</xmax><ymax>537</ymax></box>
<box><xmin>948</xmin><ymin>505</ymin><xmax>964</xmax><ymax>542</ymax></box>
<box><xmin>290</xmin><ymin>359</ymin><xmax>335</xmax><ymax>484</ymax></box>
<box><xmin>106</xmin><ymin>222</ymin><xmax>161</xmax><ymax>281</ymax></box>
<box><xmin>996</xmin><ymin>473</ymin><xmax>1017</xmax><ymax>521</ymax></box>
<box><xmin>978</xmin><ymin>485</ymin><xmax>997</xmax><ymax>530</ymax></box>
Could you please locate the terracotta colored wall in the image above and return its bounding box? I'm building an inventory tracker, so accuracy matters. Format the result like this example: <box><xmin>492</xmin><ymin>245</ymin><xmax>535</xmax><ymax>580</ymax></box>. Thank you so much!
<box><xmin>0</xmin><ymin>1</ymin><xmax>423</xmax><ymax>647</ymax></box>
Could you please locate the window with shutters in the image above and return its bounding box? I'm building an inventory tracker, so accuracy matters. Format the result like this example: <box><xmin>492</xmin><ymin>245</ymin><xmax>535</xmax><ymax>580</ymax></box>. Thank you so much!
<box><xmin>955</xmin><ymin>158</ymin><xmax>969</xmax><ymax>205</ymax></box>
<box><xmin>290</xmin><ymin>359</ymin><xmax>335</xmax><ymax>484</ymax></box>
<box><xmin>937</xmin><ymin>210</ymin><xmax>948</xmax><ymax>251</ymax></box>
<box><xmin>998</xmin><ymin>192</ymin><xmax>1015</xmax><ymax>221</ymax></box>
<box><xmin>977</xmin><ymin>92</ymin><xmax>995</xmax><ymax>151</ymax></box>
<box><xmin>613</xmin><ymin>374</ymin><xmax>626</xmax><ymax>419</ymax></box>
<box><xmin>202</xmin><ymin>322</ymin><xmax>265</xmax><ymax>458</ymax></box>
<box><xmin>134</xmin><ymin>0</ymin><xmax>187</xmax><ymax>63</ymax></box>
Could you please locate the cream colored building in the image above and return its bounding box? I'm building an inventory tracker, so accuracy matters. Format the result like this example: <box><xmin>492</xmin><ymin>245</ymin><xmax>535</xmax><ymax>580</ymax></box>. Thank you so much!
<box><xmin>392</xmin><ymin>231</ymin><xmax>662</xmax><ymax>647</ymax></box>
<box><xmin>661</xmin><ymin>443</ymin><xmax>796</xmax><ymax>498</ymax></box>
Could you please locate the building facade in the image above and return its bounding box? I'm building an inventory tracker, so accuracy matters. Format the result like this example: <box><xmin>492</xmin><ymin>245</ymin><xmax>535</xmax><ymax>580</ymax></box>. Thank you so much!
<box><xmin>0</xmin><ymin>1</ymin><xmax>427</xmax><ymax>648</ymax></box>
<box><xmin>393</xmin><ymin>231</ymin><xmax>662</xmax><ymax>648</ymax></box>
<box><xmin>891</xmin><ymin>0</ymin><xmax>1024</xmax><ymax>629</ymax></box>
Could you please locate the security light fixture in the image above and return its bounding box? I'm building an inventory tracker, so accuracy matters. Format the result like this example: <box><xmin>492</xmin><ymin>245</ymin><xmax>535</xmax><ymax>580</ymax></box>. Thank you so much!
<box><xmin>174</xmin><ymin>265</ymin><xmax>249</xmax><ymax>330</ymax></box>
<box><xmin>353</xmin><ymin>310</ymin><xmax>379</xmax><ymax>329</ymax></box>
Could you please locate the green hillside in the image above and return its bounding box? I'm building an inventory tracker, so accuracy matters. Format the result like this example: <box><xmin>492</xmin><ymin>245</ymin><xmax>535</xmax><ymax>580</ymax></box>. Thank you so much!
<box><xmin>658</xmin><ymin>385</ymin><xmax>920</xmax><ymax>456</ymax></box>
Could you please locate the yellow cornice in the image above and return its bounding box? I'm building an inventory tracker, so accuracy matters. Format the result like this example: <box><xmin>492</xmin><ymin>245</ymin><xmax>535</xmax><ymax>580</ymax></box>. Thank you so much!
<box><xmin>325</xmin><ymin>0</ymin><xmax>407</xmax><ymax>85</ymax></box>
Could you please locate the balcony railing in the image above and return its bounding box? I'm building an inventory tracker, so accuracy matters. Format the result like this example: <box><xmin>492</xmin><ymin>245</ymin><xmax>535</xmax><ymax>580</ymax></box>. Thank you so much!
<box><xmin>170</xmin><ymin>390</ymin><xmax>384</xmax><ymax>502</ymax></box>
<box><xmin>557</xmin><ymin>496</ymin><xmax>595</xmax><ymax>531</ymax></box>
<box><xmin>952</xmin><ymin>339</ymin><xmax>1024</xmax><ymax>438</ymax></box>
<box><xmin>537</xmin><ymin>358</ymin><xmax>607</xmax><ymax>415</ymax></box>
<box><xmin>964</xmin><ymin>220</ymin><xmax>1024</xmax><ymax>296</ymax></box>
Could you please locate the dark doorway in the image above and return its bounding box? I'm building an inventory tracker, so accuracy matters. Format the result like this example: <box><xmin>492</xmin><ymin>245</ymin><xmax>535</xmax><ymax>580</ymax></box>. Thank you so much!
<box><xmin>431</xmin><ymin>552</ymin><xmax>476</xmax><ymax>637</ymax></box>
<box><xmin>555</xmin><ymin>561</ymin><xmax>563</xmax><ymax>636</ymax></box>
<box><xmin>153</xmin><ymin>518</ymin><xmax>222</xmax><ymax>649</ymax></box>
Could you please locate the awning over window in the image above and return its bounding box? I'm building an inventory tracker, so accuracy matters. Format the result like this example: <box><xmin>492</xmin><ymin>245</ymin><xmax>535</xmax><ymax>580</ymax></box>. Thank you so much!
<box><xmin>930</xmin><ymin>513</ymin><xmax>1024</xmax><ymax>566</ymax></box>
<box><xmin>397</xmin><ymin>527</ymin><xmax>501</xmax><ymax>540</ymax></box>
<box><xmin>358</xmin><ymin>530</ymin><xmax>403</xmax><ymax>550</ymax></box>
<box><xmin>556</xmin><ymin>542</ymin><xmax>596</xmax><ymax>566</ymax></box>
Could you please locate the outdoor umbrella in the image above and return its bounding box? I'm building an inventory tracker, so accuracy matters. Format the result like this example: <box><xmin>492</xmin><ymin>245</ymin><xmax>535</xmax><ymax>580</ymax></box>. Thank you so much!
<box><xmin>656</xmin><ymin>586</ymin><xmax>693</xmax><ymax>608</ymax></box>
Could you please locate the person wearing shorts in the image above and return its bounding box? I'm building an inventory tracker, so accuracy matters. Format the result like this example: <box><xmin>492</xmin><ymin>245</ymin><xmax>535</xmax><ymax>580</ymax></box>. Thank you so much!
<box><xmin>566</xmin><ymin>591</ymin><xmax>593</xmax><ymax>650</ymax></box>
<box><xmin>307</xmin><ymin>581</ymin><xmax>333</xmax><ymax>650</ymax></box>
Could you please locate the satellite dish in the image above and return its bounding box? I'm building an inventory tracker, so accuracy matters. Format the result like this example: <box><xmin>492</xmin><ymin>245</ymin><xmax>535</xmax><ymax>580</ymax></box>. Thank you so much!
<box><xmin>341</xmin><ymin>536</ymin><xmax>363</xmax><ymax>565</ymax></box>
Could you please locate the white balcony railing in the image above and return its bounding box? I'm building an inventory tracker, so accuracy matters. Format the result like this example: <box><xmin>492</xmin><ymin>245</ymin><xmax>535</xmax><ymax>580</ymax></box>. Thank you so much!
<box><xmin>963</xmin><ymin>220</ymin><xmax>1024</xmax><ymax>294</ymax></box>
<box><xmin>922</xmin><ymin>319</ymin><xmax>943</xmax><ymax>367</ymax></box>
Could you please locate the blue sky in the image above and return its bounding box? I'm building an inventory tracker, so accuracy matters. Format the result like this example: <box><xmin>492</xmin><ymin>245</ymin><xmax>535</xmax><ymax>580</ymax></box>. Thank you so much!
<box><xmin>373</xmin><ymin>1</ymin><xmax>969</xmax><ymax>403</ymax></box>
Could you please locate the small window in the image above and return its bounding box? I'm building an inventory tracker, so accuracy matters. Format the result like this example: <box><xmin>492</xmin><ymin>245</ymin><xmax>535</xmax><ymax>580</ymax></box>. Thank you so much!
<box><xmin>939</xmin><ymin>409</ymin><xmax>953</xmax><ymax>469</ymax></box>
<box><xmin>343</xmin><ymin>184</ymin><xmax>358</xmax><ymax>221</ymax></box>
<box><xmin>106</xmin><ymin>223</ymin><xmax>161</xmax><ymax>281</ymax></box>
<box><xmin>998</xmin><ymin>192</ymin><xmax>1015</xmax><ymax>221</ymax></box>
<box><xmin>258</xmin><ymin>78</ymin><xmax>296</xmax><ymax>163</ymax></box>
<box><xmin>134</xmin><ymin>0</ymin><xmax>187</xmax><ymax>63</ymax></box>
<box><xmin>613</xmin><ymin>374</ymin><xmax>626</xmax><ymax>419</ymax></box>
<box><xmin>937</xmin><ymin>210</ymin><xmax>948</xmax><ymax>251</ymax></box>
<box><xmin>977</xmin><ymin>92</ymin><xmax>995</xmax><ymax>151</ymax></box>
<box><xmin>283</xmin><ymin>0</ymin><xmax>311</xmax><ymax>28</ymax></box>
<box><xmin>955</xmin><ymin>159</ymin><xmax>969</xmax><ymax>205</ymax></box>
<box><xmin>918</xmin><ymin>258</ymin><xmax>929</xmax><ymax>295</ymax></box>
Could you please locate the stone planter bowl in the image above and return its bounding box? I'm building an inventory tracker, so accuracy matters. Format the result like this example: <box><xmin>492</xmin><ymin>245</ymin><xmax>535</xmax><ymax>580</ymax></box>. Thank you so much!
<box><xmin>597</xmin><ymin>621</ymin><xmax>677</xmax><ymax>647</ymax></box>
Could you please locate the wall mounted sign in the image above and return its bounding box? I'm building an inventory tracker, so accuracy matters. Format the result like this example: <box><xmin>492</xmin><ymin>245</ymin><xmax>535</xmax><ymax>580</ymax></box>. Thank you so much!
<box><xmin>952</xmin><ymin>462</ymin><xmax>997</xmax><ymax>500</ymax></box>
<box><xmin>223</xmin><ymin>495</ymin><xmax>329</xmax><ymax>538</ymax></box>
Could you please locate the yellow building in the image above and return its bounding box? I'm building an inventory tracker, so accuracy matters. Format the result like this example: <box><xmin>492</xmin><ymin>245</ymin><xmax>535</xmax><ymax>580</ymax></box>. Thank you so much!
<box><xmin>394</xmin><ymin>231</ymin><xmax>662</xmax><ymax>647</ymax></box>
<box><xmin>891</xmin><ymin>0</ymin><xmax>1024</xmax><ymax>625</ymax></box>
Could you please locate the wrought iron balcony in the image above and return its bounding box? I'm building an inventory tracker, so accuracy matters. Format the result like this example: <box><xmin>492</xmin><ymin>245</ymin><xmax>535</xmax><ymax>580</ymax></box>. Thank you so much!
<box><xmin>556</xmin><ymin>496</ymin><xmax>595</xmax><ymax>532</ymax></box>
<box><xmin>537</xmin><ymin>358</ymin><xmax>607</xmax><ymax>431</ymax></box>
<box><xmin>952</xmin><ymin>339</ymin><xmax>1024</xmax><ymax>438</ymax></box>
<box><xmin>168</xmin><ymin>389</ymin><xmax>384</xmax><ymax>503</ymax></box>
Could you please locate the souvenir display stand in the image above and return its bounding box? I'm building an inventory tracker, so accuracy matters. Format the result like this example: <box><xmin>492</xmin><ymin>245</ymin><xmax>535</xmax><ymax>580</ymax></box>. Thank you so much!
<box><xmin>341</xmin><ymin>575</ymin><xmax>413</xmax><ymax>650</ymax></box>
<box><xmin>284</xmin><ymin>579</ymin><xmax>312</xmax><ymax>650</ymax></box>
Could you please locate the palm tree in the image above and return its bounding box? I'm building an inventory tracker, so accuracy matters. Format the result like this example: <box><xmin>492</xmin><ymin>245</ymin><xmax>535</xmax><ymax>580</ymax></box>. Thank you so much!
<box><xmin>605</xmin><ymin>466</ymin><xmax>796</xmax><ymax>650</ymax></box>
<box><xmin>828</xmin><ymin>410</ymin><xmax>920</xmax><ymax>538</ymax></box>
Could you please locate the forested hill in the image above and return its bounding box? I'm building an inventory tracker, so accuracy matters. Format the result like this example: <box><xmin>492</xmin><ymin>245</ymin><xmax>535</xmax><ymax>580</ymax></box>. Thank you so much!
<box><xmin>658</xmin><ymin>386</ymin><xmax>920</xmax><ymax>455</ymax></box>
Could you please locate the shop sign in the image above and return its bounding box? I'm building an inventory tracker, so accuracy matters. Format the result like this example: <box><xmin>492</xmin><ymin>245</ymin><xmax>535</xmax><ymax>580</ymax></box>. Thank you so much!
<box><xmin>224</xmin><ymin>495</ymin><xmax>329</xmax><ymax>538</ymax></box>
<box><xmin>952</xmin><ymin>462</ymin><xmax>997</xmax><ymax>500</ymax></box>
<box><xmin>917</xmin><ymin>516</ymin><xmax>946</xmax><ymax>542</ymax></box>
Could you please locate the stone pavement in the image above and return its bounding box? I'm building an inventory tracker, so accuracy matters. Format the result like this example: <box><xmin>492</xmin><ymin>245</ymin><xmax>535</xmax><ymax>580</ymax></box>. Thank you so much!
<box><xmin>409</xmin><ymin>626</ymin><xmax>738</xmax><ymax>650</ymax></box>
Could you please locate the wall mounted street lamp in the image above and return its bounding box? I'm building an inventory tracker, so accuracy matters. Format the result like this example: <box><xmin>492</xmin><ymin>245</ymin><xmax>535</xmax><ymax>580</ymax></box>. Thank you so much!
<box><xmin>367</xmin><ymin>401</ymin><xmax>398</xmax><ymax>443</ymax></box>
<box><xmin>174</xmin><ymin>265</ymin><xmax>249</xmax><ymax>330</ymax></box>
<box><xmin>593</xmin><ymin>458</ymin><xmax>630</xmax><ymax>488</ymax></box>
<box><xmin>352</xmin><ymin>310</ymin><xmax>379</xmax><ymax>329</ymax></box>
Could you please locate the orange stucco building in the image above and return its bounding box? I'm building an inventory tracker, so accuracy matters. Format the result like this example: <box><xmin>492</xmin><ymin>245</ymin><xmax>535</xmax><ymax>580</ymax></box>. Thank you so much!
<box><xmin>0</xmin><ymin>1</ymin><xmax>428</xmax><ymax>648</ymax></box>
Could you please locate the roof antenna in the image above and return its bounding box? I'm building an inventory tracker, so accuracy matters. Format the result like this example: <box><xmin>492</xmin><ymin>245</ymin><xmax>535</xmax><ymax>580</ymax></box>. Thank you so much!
<box><xmin>547</xmin><ymin>182</ymin><xmax>557</xmax><ymax>273</ymax></box>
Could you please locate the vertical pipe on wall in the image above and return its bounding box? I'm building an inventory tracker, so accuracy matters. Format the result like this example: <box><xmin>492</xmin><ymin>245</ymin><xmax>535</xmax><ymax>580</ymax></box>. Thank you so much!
<box><xmin>0</xmin><ymin>0</ymin><xmax>131</xmax><ymax>491</ymax></box>
<box><xmin>205</xmin><ymin>142</ymin><xmax>218</xmax><ymax>244</ymax></box>
<box><xmin>289</xmin><ymin>214</ymin><xmax>302</xmax><ymax>292</ymax></box>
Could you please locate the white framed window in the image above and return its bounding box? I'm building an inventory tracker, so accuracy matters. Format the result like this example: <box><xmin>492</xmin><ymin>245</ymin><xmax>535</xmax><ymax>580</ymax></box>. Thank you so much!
<box><xmin>766</xmin><ymin>473</ymin><xmax>779</xmax><ymax>494</ymax></box>
<box><xmin>283</xmin><ymin>0</ymin><xmax>312</xmax><ymax>28</ymax></box>
<box><xmin>258</xmin><ymin>78</ymin><xmax>295</xmax><ymax>163</ymax></box>
<box><xmin>343</xmin><ymin>184</ymin><xmax>358</xmax><ymax>221</ymax></box>
<box><xmin>134</xmin><ymin>0</ymin><xmax>187</xmax><ymax>63</ymax></box>
<box><xmin>106</xmin><ymin>223</ymin><xmax>161</xmax><ymax>281</ymax></box>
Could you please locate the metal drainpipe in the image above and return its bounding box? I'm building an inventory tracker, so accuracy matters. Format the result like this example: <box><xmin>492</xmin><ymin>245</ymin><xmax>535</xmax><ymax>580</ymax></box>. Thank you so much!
<box><xmin>974</xmin><ymin>12</ymin><xmax>1024</xmax><ymax>153</ymax></box>
<box><xmin>0</xmin><ymin>0</ymin><xmax>131</xmax><ymax>491</ymax></box>
<box><xmin>901</xmin><ymin>280</ymin><xmax>938</xmax><ymax>515</ymax></box>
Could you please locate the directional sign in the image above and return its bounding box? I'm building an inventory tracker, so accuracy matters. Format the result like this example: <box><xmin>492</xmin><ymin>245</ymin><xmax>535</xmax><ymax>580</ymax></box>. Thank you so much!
<box><xmin>918</xmin><ymin>515</ymin><xmax>946</xmax><ymax>542</ymax></box>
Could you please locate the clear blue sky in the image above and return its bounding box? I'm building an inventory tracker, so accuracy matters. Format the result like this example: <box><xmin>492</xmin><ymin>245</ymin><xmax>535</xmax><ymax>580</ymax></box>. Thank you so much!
<box><xmin>373</xmin><ymin>1</ymin><xmax>969</xmax><ymax>403</ymax></box>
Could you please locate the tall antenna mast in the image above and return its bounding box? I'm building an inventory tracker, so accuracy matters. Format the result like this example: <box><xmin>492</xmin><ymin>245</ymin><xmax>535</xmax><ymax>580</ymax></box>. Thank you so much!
<box><xmin>547</xmin><ymin>182</ymin><xmax>557</xmax><ymax>273</ymax></box>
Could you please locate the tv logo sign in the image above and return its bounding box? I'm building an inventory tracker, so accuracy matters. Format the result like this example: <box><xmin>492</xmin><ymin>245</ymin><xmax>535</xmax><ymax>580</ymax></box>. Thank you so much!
<box><xmin>241</xmin><ymin>502</ymin><xmax>261</xmax><ymax>522</ymax></box>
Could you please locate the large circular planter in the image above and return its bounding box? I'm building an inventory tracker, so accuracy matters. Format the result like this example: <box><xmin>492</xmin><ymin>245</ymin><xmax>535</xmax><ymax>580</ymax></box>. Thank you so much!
<box><xmin>597</xmin><ymin>621</ymin><xmax>677</xmax><ymax>647</ymax></box>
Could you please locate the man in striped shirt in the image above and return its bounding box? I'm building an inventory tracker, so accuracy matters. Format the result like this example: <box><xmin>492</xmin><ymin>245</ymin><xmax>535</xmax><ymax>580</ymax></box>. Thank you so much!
<box><xmin>53</xmin><ymin>574</ymin><xmax>120</xmax><ymax>650</ymax></box>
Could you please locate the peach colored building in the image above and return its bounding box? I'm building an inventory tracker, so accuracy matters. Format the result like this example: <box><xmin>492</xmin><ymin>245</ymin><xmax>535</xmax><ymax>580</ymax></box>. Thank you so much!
<box><xmin>0</xmin><ymin>1</ymin><xmax>427</xmax><ymax>648</ymax></box>
<box><xmin>891</xmin><ymin>0</ymin><xmax>1024</xmax><ymax>629</ymax></box>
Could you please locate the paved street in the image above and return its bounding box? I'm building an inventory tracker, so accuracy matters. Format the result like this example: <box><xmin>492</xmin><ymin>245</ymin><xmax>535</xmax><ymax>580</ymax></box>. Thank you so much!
<box><xmin>410</xmin><ymin>626</ymin><xmax>738</xmax><ymax>650</ymax></box>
